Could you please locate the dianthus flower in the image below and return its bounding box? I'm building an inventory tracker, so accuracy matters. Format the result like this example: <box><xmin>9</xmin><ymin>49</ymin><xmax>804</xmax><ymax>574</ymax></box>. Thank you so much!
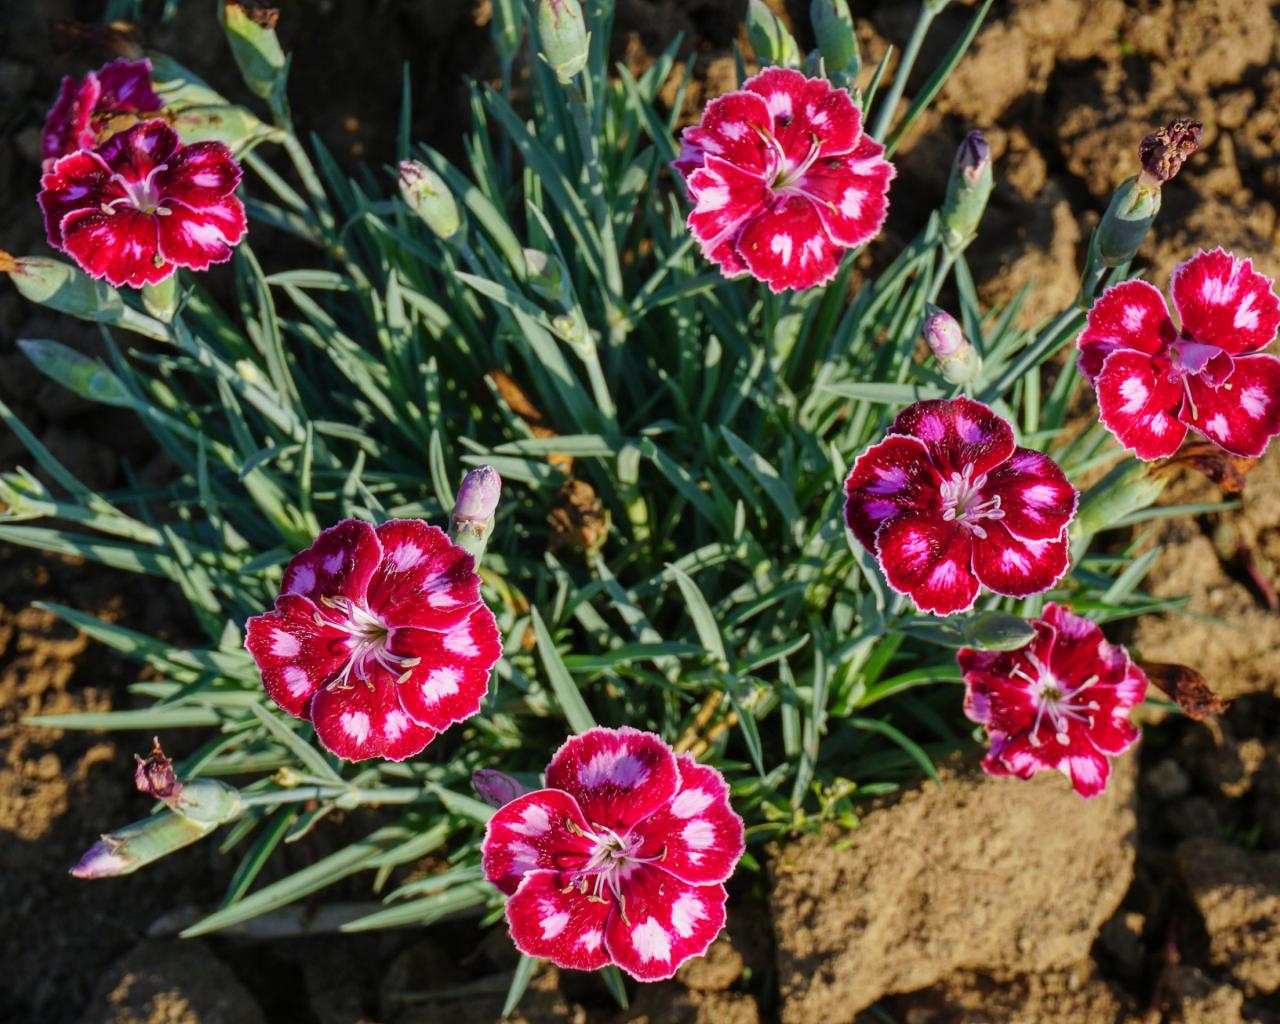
<box><xmin>38</xmin><ymin>120</ymin><xmax>246</xmax><ymax>289</ymax></box>
<box><xmin>958</xmin><ymin>602</ymin><xmax>1149</xmax><ymax>798</ymax></box>
<box><xmin>844</xmin><ymin>397</ymin><xmax>1077</xmax><ymax>616</ymax></box>
<box><xmin>42</xmin><ymin>58</ymin><xmax>163</xmax><ymax>171</ymax></box>
<box><xmin>676</xmin><ymin>67</ymin><xmax>894</xmax><ymax>292</ymax></box>
<box><xmin>245</xmin><ymin>519</ymin><xmax>501</xmax><ymax>762</ymax></box>
<box><xmin>482</xmin><ymin>727</ymin><xmax>745</xmax><ymax>981</ymax></box>
<box><xmin>1078</xmin><ymin>248</ymin><xmax>1280</xmax><ymax>459</ymax></box>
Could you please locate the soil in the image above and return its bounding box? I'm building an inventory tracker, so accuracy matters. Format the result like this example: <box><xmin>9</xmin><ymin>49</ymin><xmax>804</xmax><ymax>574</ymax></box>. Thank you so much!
<box><xmin>2</xmin><ymin>0</ymin><xmax>1280</xmax><ymax>1022</ymax></box>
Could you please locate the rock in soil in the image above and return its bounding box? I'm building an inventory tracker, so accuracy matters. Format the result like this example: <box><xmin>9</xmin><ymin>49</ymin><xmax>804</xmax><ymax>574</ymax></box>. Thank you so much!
<box><xmin>76</xmin><ymin>940</ymin><xmax>265</xmax><ymax>1024</ymax></box>
<box><xmin>1176</xmin><ymin>837</ymin><xmax>1280</xmax><ymax>997</ymax></box>
<box><xmin>768</xmin><ymin>752</ymin><xmax>1138</xmax><ymax>1022</ymax></box>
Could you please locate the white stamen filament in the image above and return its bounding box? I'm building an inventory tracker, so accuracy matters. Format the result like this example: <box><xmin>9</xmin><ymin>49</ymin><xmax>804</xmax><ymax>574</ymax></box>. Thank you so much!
<box><xmin>313</xmin><ymin>595</ymin><xmax>417</xmax><ymax>691</ymax></box>
<box><xmin>938</xmin><ymin>463</ymin><xmax>1005</xmax><ymax>539</ymax></box>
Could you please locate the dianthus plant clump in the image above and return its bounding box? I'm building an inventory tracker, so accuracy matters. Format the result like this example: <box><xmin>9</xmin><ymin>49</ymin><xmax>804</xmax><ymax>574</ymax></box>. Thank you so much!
<box><xmin>0</xmin><ymin>0</ymin><xmax>1240</xmax><ymax>1005</ymax></box>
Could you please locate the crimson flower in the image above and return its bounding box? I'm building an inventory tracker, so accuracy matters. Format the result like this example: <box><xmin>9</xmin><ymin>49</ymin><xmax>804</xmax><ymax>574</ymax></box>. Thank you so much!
<box><xmin>245</xmin><ymin>519</ymin><xmax>501</xmax><ymax>762</ymax></box>
<box><xmin>844</xmin><ymin>398</ymin><xmax>1077</xmax><ymax>616</ymax></box>
<box><xmin>1078</xmin><ymin>248</ymin><xmax>1280</xmax><ymax>459</ymax></box>
<box><xmin>482</xmin><ymin>727</ymin><xmax>745</xmax><ymax>981</ymax></box>
<box><xmin>676</xmin><ymin>68</ymin><xmax>894</xmax><ymax>292</ymax></box>
<box><xmin>42</xmin><ymin>58</ymin><xmax>163</xmax><ymax>171</ymax></box>
<box><xmin>38</xmin><ymin>120</ymin><xmax>247</xmax><ymax>289</ymax></box>
<box><xmin>959</xmin><ymin>602</ymin><xmax>1149</xmax><ymax>798</ymax></box>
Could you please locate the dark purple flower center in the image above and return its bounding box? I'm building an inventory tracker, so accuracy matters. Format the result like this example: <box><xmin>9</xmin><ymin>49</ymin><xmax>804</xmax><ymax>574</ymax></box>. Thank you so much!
<box><xmin>938</xmin><ymin>463</ymin><xmax>1005</xmax><ymax>538</ymax></box>
<box><xmin>314</xmin><ymin>595</ymin><xmax>419</xmax><ymax>691</ymax></box>
<box><xmin>1011</xmin><ymin>650</ymin><xmax>1102</xmax><ymax>748</ymax></box>
<box><xmin>104</xmin><ymin>167</ymin><xmax>171</xmax><ymax>218</ymax></box>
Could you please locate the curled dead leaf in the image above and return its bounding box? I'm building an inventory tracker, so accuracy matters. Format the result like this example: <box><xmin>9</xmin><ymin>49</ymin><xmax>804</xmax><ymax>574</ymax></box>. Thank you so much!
<box><xmin>1139</xmin><ymin>660</ymin><xmax>1227</xmax><ymax>720</ymax></box>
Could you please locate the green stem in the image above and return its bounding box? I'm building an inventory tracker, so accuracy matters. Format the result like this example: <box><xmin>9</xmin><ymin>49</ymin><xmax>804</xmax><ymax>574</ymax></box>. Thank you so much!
<box><xmin>240</xmin><ymin>785</ymin><xmax>428</xmax><ymax>809</ymax></box>
<box><xmin>869</xmin><ymin>2</ymin><xmax>938</xmax><ymax>143</ymax></box>
<box><xmin>281</xmin><ymin>132</ymin><xmax>335</xmax><ymax>233</ymax></box>
<box><xmin>927</xmin><ymin>247</ymin><xmax>957</xmax><ymax>303</ymax></box>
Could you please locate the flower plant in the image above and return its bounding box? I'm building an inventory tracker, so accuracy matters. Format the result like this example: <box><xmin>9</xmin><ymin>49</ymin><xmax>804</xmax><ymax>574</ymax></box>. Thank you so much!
<box><xmin>0</xmin><ymin>0</ymin><xmax>1259</xmax><ymax>1005</ymax></box>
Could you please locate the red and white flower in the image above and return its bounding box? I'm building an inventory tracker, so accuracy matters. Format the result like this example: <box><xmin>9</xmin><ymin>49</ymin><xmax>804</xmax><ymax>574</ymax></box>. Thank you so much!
<box><xmin>42</xmin><ymin>58</ymin><xmax>164</xmax><ymax>171</ymax></box>
<box><xmin>676</xmin><ymin>68</ymin><xmax>894</xmax><ymax>292</ymax></box>
<box><xmin>958</xmin><ymin>602</ymin><xmax>1149</xmax><ymax>798</ymax></box>
<box><xmin>1078</xmin><ymin>248</ymin><xmax>1280</xmax><ymax>459</ymax></box>
<box><xmin>844</xmin><ymin>397</ymin><xmax>1077</xmax><ymax>616</ymax></box>
<box><xmin>37</xmin><ymin>120</ymin><xmax>247</xmax><ymax>289</ymax></box>
<box><xmin>245</xmin><ymin>519</ymin><xmax>502</xmax><ymax>762</ymax></box>
<box><xmin>482</xmin><ymin>727</ymin><xmax>745</xmax><ymax>981</ymax></box>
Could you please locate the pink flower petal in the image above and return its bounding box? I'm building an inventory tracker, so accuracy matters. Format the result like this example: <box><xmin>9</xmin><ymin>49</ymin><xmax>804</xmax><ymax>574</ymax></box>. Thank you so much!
<box><xmin>677</xmin><ymin>89</ymin><xmax>774</xmax><ymax>179</ymax></box>
<box><xmin>875</xmin><ymin>512</ymin><xmax>979</xmax><ymax>616</ymax></box>
<box><xmin>604</xmin><ymin>866</ymin><xmax>727</xmax><ymax>981</ymax></box>
<box><xmin>960</xmin><ymin>668</ymin><xmax>1039</xmax><ymax>735</ymax></box>
<box><xmin>632</xmin><ymin>755</ymin><xmax>745</xmax><ymax>886</ymax></box>
<box><xmin>281</xmin><ymin>519</ymin><xmax>383</xmax><ymax>603</ymax></box>
<box><xmin>686</xmin><ymin>154</ymin><xmax>771</xmax><ymax>264</ymax></box>
<box><xmin>843</xmin><ymin>434</ymin><xmax>941</xmax><ymax>552</ymax></box>
<box><xmin>890</xmin><ymin>397</ymin><xmax>1016</xmax><ymax>479</ymax></box>
<box><xmin>482</xmin><ymin>789</ymin><xmax>595</xmax><ymax>896</ymax></box>
<box><xmin>157</xmin><ymin>194</ymin><xmax>247</xmax><ymax>271</ymax></box>
<box><xmin>1171</xmin><ymin>247</ymin><xmax>1280</xmax><ymax>355</ymax></box>
<box><xmin>990</xmin><ymin>731</ymin><xmax>1113</xmax><ymax>798</ymax></box>
<box><xmin>503</xmin><ymin>869</ymin><xmax>613</xmax><ymax>972</ymax></box>
<box><xmin>980</xmin><ymin>447</ymin><xmax>1078</xmax><ymax>542</ymax></box>
<box><xmin>793</xmin><ymin>134</ymin><xmax>895</xmax><ymax>248</ymax></box>
<box><xmin>95</xmin><ymin>58</ymin><xmax>162</xmax><ymax>113</ymax></box>
<box><xmin>1095</xmin><ymin>349</ymin><xmax>1187</xmax><ymax>460</ymax></box>
<box><xmin>41</xmin><ymin>74</ymin><xmax>99</xmax><ymax>168</ymax></box>
<box><xmin>1076</xmin><ymin>279</ymin><xmax>1175</xmax><ymax>384</ymax></box>
<box><xmin>544</xmin><ymin>727</ymin><xmax>680</xmax><ymax>835</ymax></box>
<box><xmin>365</xmin><ymin>519</ymin><xmax>482</xmax><ymax>630</ymax></box>
<box><xmin>97</xmin><ymin>119</ymin><xmax>180</xmax><ymax>181</ymax></box>
<box><xmin>58</xmin><ymin>206</ymin><xmax>171</xmax><ymax>289</ymax></box>
<box><xmin>38</xmin><ymin>149</ymin><xmax>116</xmax><ymax>248</ymax></box>
<box><xmin>971</xmin><ymin>522</ymin><xmax>1070</xmax><ymax>597</ymax></box>
<box><xmin>157</xmin><ymin>140</ymin><xmax>245</xmax><ymax>204</ymax></box>
<box><xmin>735</xmin><ymin>193</ymin><xmax>841</xmax><ymax>292</ymax></box>
<box><xmin>308</xmin><ymin>667</ymin><xmax>437</xmax><ymax>762</ymax></box>
<box><xmin>744</xmin><ymin>67</ymin><xmax>861</xmax><ymax>161</ymax></box>
<box><xmin>1180</xmin><ymin>353</ymin><xmax>1280</xmax><ymax>457</ymax></box>
<box><xmin>388</xmin><ymin>604</ymin><xmax>501</xmax><ymax>732</ymax></box>
<box><xmin>245</xmin><ymin>593</ymin><xmax>351</xmax><ymax>717</ymax></box>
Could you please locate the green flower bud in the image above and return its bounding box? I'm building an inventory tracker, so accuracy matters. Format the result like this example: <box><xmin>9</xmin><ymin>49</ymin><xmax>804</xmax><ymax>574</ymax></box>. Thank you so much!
<box><xmin>1071</xmin><ymin>459</ymin><xmax>1168</xmax><ymax>540</ymax></box>
<box><xmin>747</xmin><ymin>0</ymin><xmax>801</xmax><ymax>67</ymax></box>
<box><xmin>810</xmin><ymin>0</ymin><xmax>859</xmax><ymax>76</ymax></box>
<box><xmin>398</xmin><ymin>160</ymin><xmax>462</xmax><ymax>241</ymax></box>
<box><xmin>168</xmin><ymin>103</ymin><xmax>284</xmax><ymax>155</ymax></box>
<box><xmin>537</xmin><ymin>0</ymin><xmax>589</xmax><ymax>84</ymax></box>
<box><xmin>1</xmin><ymin>253</ymin><xmax>168</xmax><ymax>340</ymax></box>
<box><xmin>219</xmin><ymin>2</ymin><xmax>288</xmax><ymax>111</ymax></box>
<box><xmin>923</xmin><ymin>305</ymin><xmax>982</xmax><ymax>386</ymax></box>
<box><xmin>1095</xmin><ymin>176</ymin><xmax>1161</xmax><ymax>268</ymax></box>
<box><xmin>941</xmin><ymin>130</ymin><xmax>993</xmax><ymax>254</ymax></box>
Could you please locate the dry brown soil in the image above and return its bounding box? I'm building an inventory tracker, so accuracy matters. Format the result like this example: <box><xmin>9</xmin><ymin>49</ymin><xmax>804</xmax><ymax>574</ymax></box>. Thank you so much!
<box><xmin>2</xmin><ymin>1</ymin><xmax>1279</xmax><ymax>1022</ymax></box>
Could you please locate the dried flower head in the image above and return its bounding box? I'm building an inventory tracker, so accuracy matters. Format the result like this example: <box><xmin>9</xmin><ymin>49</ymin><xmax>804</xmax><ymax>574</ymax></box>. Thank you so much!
<box><xmin>1138</xmin><ymin>118</ymin><xmax>1203</xmax><ymax>187</ymax></box>
<box><xmin>134</xmin><ymin>737</ymin><xmax>183</xmax><ymax>804</ymax></box>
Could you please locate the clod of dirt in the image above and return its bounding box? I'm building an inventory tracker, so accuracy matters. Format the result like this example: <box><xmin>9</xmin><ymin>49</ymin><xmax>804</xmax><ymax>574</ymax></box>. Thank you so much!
<box><xmin>613</xmin><ymin>987</ymin><xmax>760</xmax><ymax>1024</ymax></box>
<box><xmin>768</xmin><ymin>752</ymin><xmax>1138</xmax><ymax>1022</ymax></box>
<box><xmin>76</xmin><ymin>940</ymin><xmax>265</xmax><ymax>1024</ymax></box>
<box><xmin>1176</xmin><ymin>837</ymin><xmax>1280</xmax><ymax>997</ymax></box>
<box><xmin>861</xmin><ymin>964</ymin><xmax>1138</xmax><ymax>1024</ymax></box>
<box><xmin>1160</xmin><ymin>965</ymin><xmax>1248</xmax><ymax>1024</ymax></box>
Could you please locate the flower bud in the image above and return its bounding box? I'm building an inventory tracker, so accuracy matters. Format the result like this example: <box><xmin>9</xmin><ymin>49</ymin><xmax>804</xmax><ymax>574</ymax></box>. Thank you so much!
<box><xmin>1071</xmin><ymin>459</ymin><xmax>1167</xmax><ymax>540</ymax></box>
<box><xmin>220</xmin><ymin>2</ymin><xmax>287</xmax><ymax>109</ymax></box>
<box><xmin>962</xmin><ymin>610</ymin><xmax>1036</xmax><ymax>652</ymax></box>
<box><xmin>449</xmin><ymin>465</ymin><xmax>502</xmax><ymax>563</ymax></box>
<box><xmin>523</xmin><ymin>248</ymin><xmax>565</xmax><ymax>302</ymax></box>
<box><xmin>398</xmin><ymin>160</ymin><xmax>462</xmax><ymax>241</ymax></box>
<box><xmin>1</xmin><ymin>253</ymin><xmax>168</xmax><ymax>341</ymax></box>
<box><xmin>472</xmin><ymin>769</ymin><xmax>529</xmax><ymax>808</ymax></box>
<box><xmin>923</xmin><ymin>305</ymin><xmax>982</xmax><ymax>386</ymax></box>
<box><xmin>747</xmin><ymin>0</ymin><xmax>801</xmax><ymax>67</ymax></box>
<box><xmin>537</xmin><ymin>0</ymin><xmax>589</xmax><ymax>84</ymax></box>
<box><xmin>941</xmin><ymin>130</ymin><xmax>993</xmax><ymax>254</ymax></box>
<box><xmin>1094</xmin><ymin>176</ymin><xmax>1161</xmax><ymax>268</ymax></box>
<box><xmin>810</xmin><ymin>0</ymin><xmax>859</xmax><ymax>77</ymax></box>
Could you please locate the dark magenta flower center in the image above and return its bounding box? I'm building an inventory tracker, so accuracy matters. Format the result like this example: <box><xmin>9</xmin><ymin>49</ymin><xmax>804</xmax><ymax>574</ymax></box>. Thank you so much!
<box><xmin>938</xmin><ymin>463</ymin><xmax>1005</xmax><ymax>539</ymax></box>
<box><xmin>316</xmin><ymin>595</ymin><xmax>420</xmax><ymax>691</ymax></box>
<box><xmin>1011</xmin><ymin>651</ymin><xmax>1102</xmax><ymax>748</ymax></box>
<box><xmin>105</xmin><ymin>167</ymin><xmax>171</xmax><ymax>218</ymax></box>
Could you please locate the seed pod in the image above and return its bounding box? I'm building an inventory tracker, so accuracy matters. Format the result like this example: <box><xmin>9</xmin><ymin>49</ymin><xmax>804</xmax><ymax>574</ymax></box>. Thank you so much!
<box><xmin>537</xmin><ymin>0</ymin><xmax>589</xmax><ymax>84</ymax></box>
<box><xmin>810</xmin><ymin>0</ymin><xmax>859</xmax><ymax>77</ymax></box>
<box><xmin>747</xmin><ymin>0</ymin><xmax>801</xmax><ymax>67</ymax></box>
<box><xmin>398</xmin><ymin>160</ymin><xmax>462</xmax><ymax>241</ymax></box>
<box><xmin>941</xmin><ymin>130</ymin><xmax>994</xmax><ymax>254</ymax></box>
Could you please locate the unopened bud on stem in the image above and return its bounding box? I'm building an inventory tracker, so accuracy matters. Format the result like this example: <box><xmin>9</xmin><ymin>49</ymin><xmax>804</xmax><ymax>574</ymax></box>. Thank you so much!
<box><xmin>472</xmin><ymin>769</ymin><xmax>529</xmax><ymax>808</ymax></box>
<box><xmin>923</xmin><ymin>305</ymin><xmax>981</xmax><ymax>386</ymax></box>
<box><xmin>398</xmin><ymin>160</ymin><xmax>461</xmax><ymax>241</ymax></box>
<box><xmin>537</xmin><ymin>0</ymin><xmax>589</xmax><ymax>83</ymax></box>
<box><xmin>747</xmin><ymin>0</ymin><xmax>801</xmax><ymax>67</ymax></box>
<box><xmin>810</xmin><ymin>0</ymin><xmax>859</xmax><ymax>77</ymax></box>
<box><xmin>449</xmin><ymin>465</ymin><xmax>502</xmax><ymax>564</ymax></box>
<box><xmin>941</xmin><ymin>130</ymin><xmax>993</xmax><ymax>254</ymax></box>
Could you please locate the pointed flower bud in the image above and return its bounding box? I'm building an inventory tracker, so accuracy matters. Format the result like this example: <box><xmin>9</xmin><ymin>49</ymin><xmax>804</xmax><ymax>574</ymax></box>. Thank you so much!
<box><xmin>398</xmin><ymin>161</ymin><xmax>462</xmax><ymax>241</ymax></box>
<box><xmin>449</xmin><ymin>465</ymin><xmax>502</xmax><ymax>564</ymax></box>
<box><xmin>941</xmin><ymin>130</ymin><xmax>994</xmax><ymax>254</ymax></box>
<box><xmin>810</xmin><ymin>0</ymin><xmax>859</xmax><ymax>76</ymax></box>
<box><xmin>923</xmin><ymin>305</ymin><xmax>982</xmax><ymax>386</ymax></box>
<box><xmin>72</xmin><ymin>837</ymin><xmax>137</xmax><ymax>880</ymax></box>
<box><xmin>1071</xmin><ymin>458</ymin><xmax>1167</xmax><ymax>540</ymax></box>
<box><xmin>537</xmin><ymin>0</ymin><xmax>589</xmax><ymax>84</ymax></box>
<box><xmin>1137</xmin><ymin>118</ymin><xmax>1203</xmax><ymax>188</ymax></box>
<box><xmin>747</xmin><ymin>0</ymin><xmax>801</xmax><ymax>67</ymax></box>
<box><xmin>473</xmin><ymin>768</ymin><xmax>530</xmax><ymax>808</ymax></box>
<box><xmin>1094</xmin><ymin>176</ymin><xmax>1162</xmax><ymax>268</ymax></box>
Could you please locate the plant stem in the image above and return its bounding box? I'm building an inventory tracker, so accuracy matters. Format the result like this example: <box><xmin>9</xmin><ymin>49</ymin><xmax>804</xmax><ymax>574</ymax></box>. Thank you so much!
<box><xmin>240</xmin><ymin>785</ymin><xmax>429</xmax><ymax>808</ymax></box>
<box><xmin>869</xmin><ymin>2</ymin><xmax>938</xmax><ymax>143</ymax></box>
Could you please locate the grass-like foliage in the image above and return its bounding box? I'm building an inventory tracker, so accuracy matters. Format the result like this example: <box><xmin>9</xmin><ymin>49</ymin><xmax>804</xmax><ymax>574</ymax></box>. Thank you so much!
<box><xmin>0</xmin><ymin>0</ymin><xmax>1193</xmax><ymax>988</ymax></box>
